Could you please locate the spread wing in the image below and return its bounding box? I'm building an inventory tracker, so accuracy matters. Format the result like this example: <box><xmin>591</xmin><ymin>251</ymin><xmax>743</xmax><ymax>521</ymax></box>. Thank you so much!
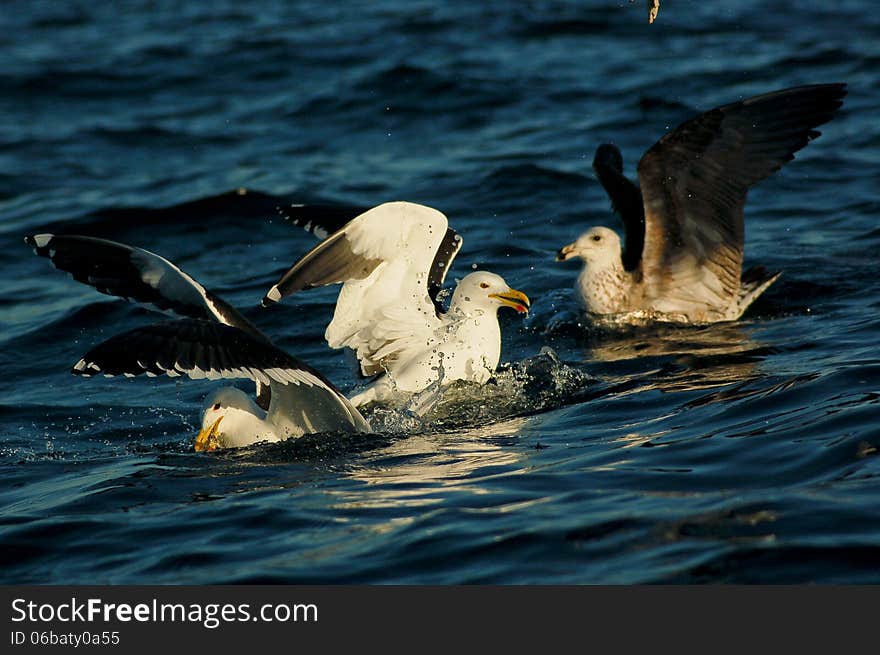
<box><xmin>274</xmin><ymin>202</ymin><xmax>462</xmax><ymax>314</ymax></box>
<box><xmin>27</xmin><ymin>233</ymin><xmax>272</xmax><ymax>408</ymax></box>
<box><xmin>636</xmin><ymin>83</ymin><xmax>847</xmax><ymax>314</ymax></box>
<box><xmin>26</xmin><ymin>233</ymin><xmax>265</xmax><ymax>338</ymax></box>
<box><xmin>72</xmin><ymin>319</ymin><xmax>369</xmax><ymax>434</ymax></box>
<box><xmin>592</xmin><ymin>143</ymin><xmax>645</xmax><ymax>271</ymax></box>
<box><xmin>263</xmin><ymin>201</ymin><xmax>457</xmax><ymax>376</ymax></box>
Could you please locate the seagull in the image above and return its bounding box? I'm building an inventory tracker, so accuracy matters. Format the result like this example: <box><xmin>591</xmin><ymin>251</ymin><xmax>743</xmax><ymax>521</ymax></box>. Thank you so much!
<box><xmin>26</xmin><ymin>234</ymin><xmax>369</xmax><ymax>451</ymax></box>
<box><xmin>556</xmin><ymin>83</ymin><xmax>847</xmax><ymax>325</ymax></box>
<box><xmin>262</xmin><ymin>201</ymin><xmax>530</xmax><ymax>409</ymax></box>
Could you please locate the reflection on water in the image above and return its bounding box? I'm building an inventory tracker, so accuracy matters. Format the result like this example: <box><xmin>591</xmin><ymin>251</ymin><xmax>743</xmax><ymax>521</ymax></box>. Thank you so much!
<box><xmin>587</xmin><ymin>322</ymin><xmax>771</xmax><ymax>393</ymax></box>
<box><xmin>587</xmin><ymin>322</ymin><xmax>761</xmax><ymax>361</ymax></box>
<box><xmin>332</xmin><ymin>417</ymin><xmax>531</xmax><ymax>511</ymax></box>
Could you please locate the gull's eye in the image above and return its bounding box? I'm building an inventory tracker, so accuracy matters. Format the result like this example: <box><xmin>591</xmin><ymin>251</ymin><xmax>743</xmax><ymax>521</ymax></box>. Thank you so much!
<box><xmin>592</xmin><ymin>234</ymin><xmax>602</xmax><ymax>242</ymax></box>
<box><xmin>480</xmin><ymin>282</ymin><xmax>490</xmax><ymax>289</ymax></box>
<box><xmin>212</xmin><ymin>403</ymin><xmax>221</xmax><ymax>411</ymax></box>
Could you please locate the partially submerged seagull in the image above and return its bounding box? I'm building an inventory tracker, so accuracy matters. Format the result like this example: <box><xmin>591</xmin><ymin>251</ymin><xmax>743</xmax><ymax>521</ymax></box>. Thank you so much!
<box><xmin>26</xmin><ymin>234</ymin><xmax>369</xmax><ymax>450</ymax></box>
<box><xmin>557</xmin><ymin>83</ymin><xmax>847</xmax><ymax>325</ymax></box>
<box><xmin>262</xmin><ymin>201</ymin><xmax>530</xmax><ymax>409</ymax></box>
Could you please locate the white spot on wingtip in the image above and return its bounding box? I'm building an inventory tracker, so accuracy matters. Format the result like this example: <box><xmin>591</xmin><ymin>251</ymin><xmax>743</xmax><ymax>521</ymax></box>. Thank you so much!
<box><xmin>73</xmin><ymin>359</ymin><xmax>87</xmax><ymax>371</ymax></box>
<box><xmin>266</xmin><ymin>287</ymin><xmax>282</xmax><ymax>302</ymax></box>
<box><xmin>32</xmin><ymin>234</ymin><xmax>53</xmax><ymax>249</ymax></box>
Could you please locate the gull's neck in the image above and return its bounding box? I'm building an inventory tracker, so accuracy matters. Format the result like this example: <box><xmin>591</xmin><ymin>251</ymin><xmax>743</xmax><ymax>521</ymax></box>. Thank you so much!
<box><xmin>447</xmin><ymin>290</ymin><xmax>496</xmax><ymax>321</ymax></box>
<box><xmin>577</xmin><ymin>258</ymin><xmax>632</xmax><ymax>314</ymax></box>
<box><xmin>220</xmin><ymin>405</ymin><xmax>277</xmax><ymax>448</ymax></box>
<box><xmin>442</xmin><ymin>295</ymin><xmax>501</xmax><ymax>371</ymax></box>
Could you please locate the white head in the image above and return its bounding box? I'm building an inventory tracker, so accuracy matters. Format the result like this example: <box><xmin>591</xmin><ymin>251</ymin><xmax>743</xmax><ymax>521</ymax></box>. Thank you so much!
<box><xmin>195</xmin><ymin>387</ymin><xmax>266</xmax><ymax>452</ymax></box>
<box><xmin>450</xmin><ymin>271</ymin><xmax>530</xmax><ymax>315</ymax></box>
<box><xmin>556</xmin><ymin>227</ymin><xmax>622</xmax><ymax>269</ymax></box>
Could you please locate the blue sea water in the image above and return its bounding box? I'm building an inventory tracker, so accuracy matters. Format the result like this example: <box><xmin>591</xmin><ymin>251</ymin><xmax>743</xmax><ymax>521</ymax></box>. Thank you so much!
<box><xmin>1</xmin><ymin>0</ymin><xmax>879</xmax><ymax>584</ymax></box>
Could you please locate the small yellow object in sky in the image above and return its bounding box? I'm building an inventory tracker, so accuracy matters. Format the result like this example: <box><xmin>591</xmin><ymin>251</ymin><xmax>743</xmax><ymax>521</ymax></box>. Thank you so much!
<box><xmin>632</xmin><ymin>0</ymin><xmax>660</xmax><ymax>24</ymax></box>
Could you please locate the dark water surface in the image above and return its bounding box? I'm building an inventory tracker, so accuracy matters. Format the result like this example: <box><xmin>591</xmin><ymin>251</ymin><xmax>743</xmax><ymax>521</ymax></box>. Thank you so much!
<box><xmin>2</xmin><ymin>1</ymin><xmax>879</xmax><ymax>583</ymax></box>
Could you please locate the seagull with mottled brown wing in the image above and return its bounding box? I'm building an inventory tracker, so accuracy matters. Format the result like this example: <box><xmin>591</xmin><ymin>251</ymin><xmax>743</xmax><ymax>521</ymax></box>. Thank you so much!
<box><xmin>557</xmin><ymin>83</ymin><xmax>847</xmax><ymax>325</ymax></box>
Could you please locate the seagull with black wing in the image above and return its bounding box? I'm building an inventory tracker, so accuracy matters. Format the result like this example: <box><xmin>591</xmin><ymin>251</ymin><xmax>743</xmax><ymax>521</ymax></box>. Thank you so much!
<box><xmin>26</xmin><ymin>234</ymin><xmax>369</xmax><ymax>451</ymax></box>
<box><xmin>557</xmin><ymin>83</ymin><xmax>847</xmax><ymax>325</ymax></box>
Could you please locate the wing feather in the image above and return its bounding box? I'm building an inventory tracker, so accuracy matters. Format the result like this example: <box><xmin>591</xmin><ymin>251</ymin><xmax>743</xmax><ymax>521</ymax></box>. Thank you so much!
<box><xmin>26</xmin><ymin>233</ymin><xmax>266</xmax><ymax>341</ymax></box>
<box><xmin>73</xmin><ymin>319</ymin><xmax>369</xmax><ymax>433</ymax></box>
<box><xmin>28</xmin><ymin>233</ymin><xmax>275</xmax><ymax>408</ymax></box>
<box><xmin>636</xmin><ymin>83</ymin><xmax>846</xmax><ymax>315</ymax></box>
<box><xmin>277</xmin><ymin>203</ymin><xmax>370</xmax><ymax>240</ymax></box>
<box><xmin>593</xmin><ymin>143</ymin><xmax>645</xmax><ymax>271</ymax></box>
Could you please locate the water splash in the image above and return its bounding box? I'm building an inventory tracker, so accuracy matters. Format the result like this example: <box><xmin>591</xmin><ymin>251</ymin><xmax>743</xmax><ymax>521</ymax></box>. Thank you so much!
<box><xmin>421</xmin><ymin>347</ymin><xmax>598</xmax><ymax>430</ymax></box>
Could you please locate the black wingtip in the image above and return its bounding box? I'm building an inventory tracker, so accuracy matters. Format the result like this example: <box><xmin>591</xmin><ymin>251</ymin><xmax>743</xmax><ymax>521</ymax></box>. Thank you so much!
<box><xmin>24</xmin><ymin>234</ymin><xmax>42</xmax><ymax>251</ymax></box>
<box><xmin>833</xmin><ymin>82</ymin><xmax>848</xmax><ymax>106</ymax></box>
<box><xmin>25</xmin><ymin>233</ymin><xmax>55</xmax><ymax>255</ymax></box>
<box><xmin>817</xmin><ymin>82</ymin><xmax>848</xmax><ymax>107</ymax></box>
<box><xmin>593</xmin><ymin>143</ymin><xmax>624</xmax><ymax>173</ymax></box>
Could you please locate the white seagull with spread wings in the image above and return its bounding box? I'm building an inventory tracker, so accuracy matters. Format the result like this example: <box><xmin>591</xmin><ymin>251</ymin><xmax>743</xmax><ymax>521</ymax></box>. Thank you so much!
<box><xmin>263</xmin><ymin>201</ymin><xmax>530</xmax><ymax>409</ymax></box>
<box><xmin>26</xmin><ymin>234</ymin><xmax>369</xmax><ymax>451</ymax></box>
<box><xmin>557</xmin><ymin>83</ymin><xmax>847</xmax><ymax>325</ymax></box>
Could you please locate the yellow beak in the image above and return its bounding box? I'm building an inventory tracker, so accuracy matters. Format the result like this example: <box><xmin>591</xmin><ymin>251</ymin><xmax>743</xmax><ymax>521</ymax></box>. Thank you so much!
<box><xmin>489</xmin><ymin>288</ymin><xmax>531</xmax><ymax>314</ymax></box>
<box><xmin>195</xmin><ymin>416</ymin><xmax>223</xmax><ymax>452</ymax></box>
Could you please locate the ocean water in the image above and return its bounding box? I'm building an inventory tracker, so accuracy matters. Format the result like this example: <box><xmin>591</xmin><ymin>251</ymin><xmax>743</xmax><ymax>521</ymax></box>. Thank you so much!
<box><xmin>1</xmin><ymin>0</ymin><xmax>879</xmax><ymax>584</ymax></box>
